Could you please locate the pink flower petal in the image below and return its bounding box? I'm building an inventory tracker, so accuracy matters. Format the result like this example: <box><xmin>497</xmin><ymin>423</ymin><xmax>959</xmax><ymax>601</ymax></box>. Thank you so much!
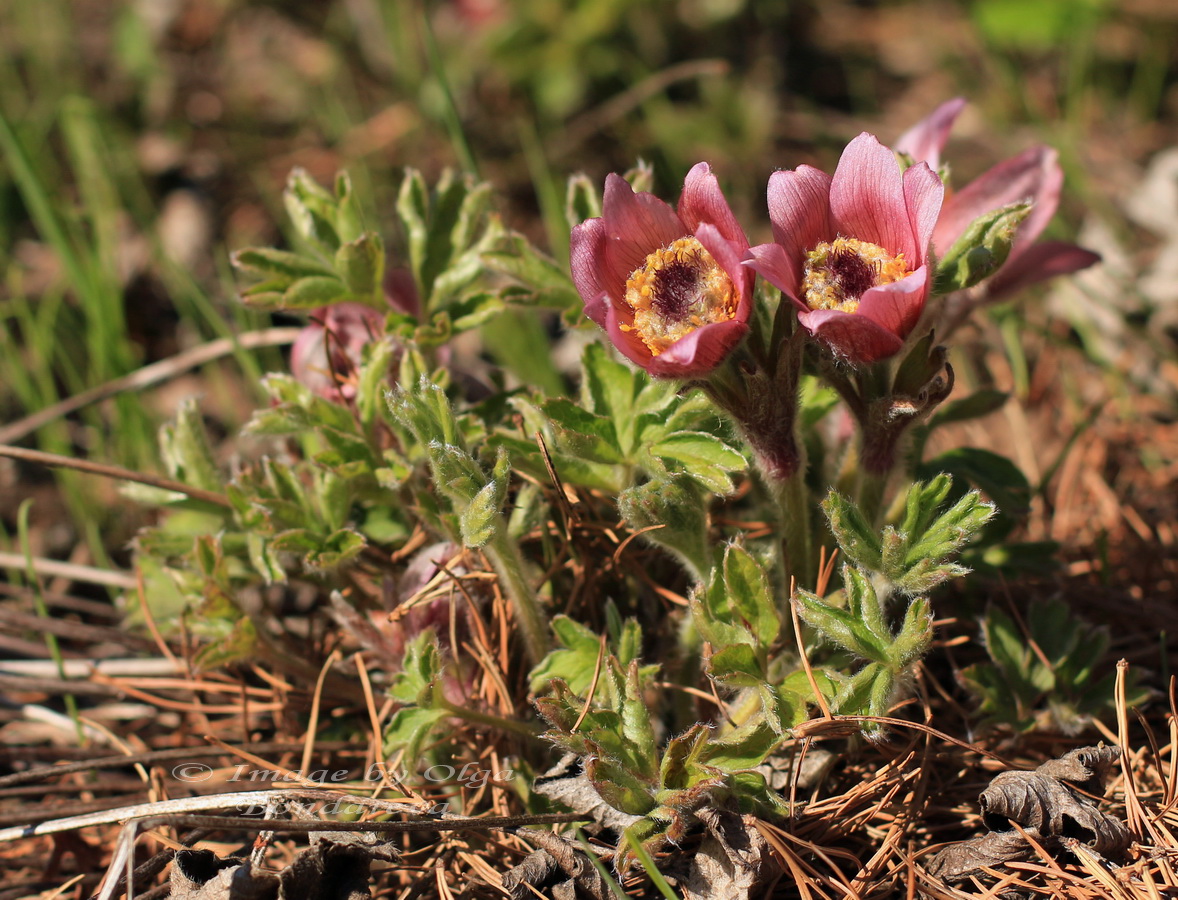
<box><xmin>599</xmin><ymin>300</ymin><xmax>657</xmax><ymax>370</ymax></box>
<box><xmin>600</xmin><ymin>174</ymin><xmax>685</xmax><ymax>289</ymax></box>
<box><xmin>693</xmin><ymin>221</ymin><xmax>753</xmax><ymax>318</ymax></box>
<box><xmin>766</xmin><ymin>166</ymin><xmax>834</xmax><ymax>292</ymax></box>
<box><xmin>680</xmin><ymin>162</ymin><xmax>750</xmax><ymax>253</ymax></box>
<box><xmin>984</xmin><ymin>240</ymin><xmax>1101</xmax><ymax>301</ymax></box>
<box><xmin>645</xmin><ymin>318</ymin><xmax>750</xmax><ymax>378</ymax></box>
<box><xmin>893</xmin><ymin>98</ymin><xmax>967</xmax><ymax>170</ymax></box>
<box><xmin>855</xmin><ymin>266</ymin><xmax>929</xmax><ymax>340</ymax></box>
<box><xmin>831</xmin><ymin>133</ymin><xmax>914</xmax><ymax>261</ymax></box>
<box><xmin>745</xmin><ymin>242</ymin><xmax>807</xmax><ymax>309</ymax></box>
<box><xmin>571</xmin><ymin>218</ymin><xmax>613</xmax><ymax>306</ymax></box>
<box><xmin>798</xmin><ymin>308</ymin><xmax>904</xmax><ymax>364</ymax></box>
<box><xmin>933</xmin><ymin>145</ymin><xmax>1061</xmax><ymax>256</ymax></box>
<box><xmin>902</xmin><ymin>161</ymin><xmax>944</xmax><ymax>267</ymax></box>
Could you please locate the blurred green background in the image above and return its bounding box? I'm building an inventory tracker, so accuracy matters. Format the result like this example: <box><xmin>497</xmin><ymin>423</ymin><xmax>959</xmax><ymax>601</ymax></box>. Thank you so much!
<box><xmin>2</xmin><ymin>0</ymin><xmax>1176</xmax><ymax>575</ymax></box>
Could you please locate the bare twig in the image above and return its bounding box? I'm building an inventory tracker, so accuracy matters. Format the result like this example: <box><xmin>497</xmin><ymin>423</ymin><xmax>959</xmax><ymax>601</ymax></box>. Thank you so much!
<box><xmin>0</xmin><ymin>327</ymin><xmax>302</xmax><ymax>445</ymax></box>
<box><xmin>0</xmin><ymin>444</ymin><xmax>230</xmax><ymax>508</ymax></box>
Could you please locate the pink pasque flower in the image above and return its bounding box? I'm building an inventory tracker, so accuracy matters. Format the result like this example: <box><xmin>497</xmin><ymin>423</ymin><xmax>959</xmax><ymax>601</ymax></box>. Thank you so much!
<box><xmin>748</xmin><ymin>133</ymin><xmax>944</xmax><ymax>365</ymax></box>
<box><xmin>894</xmin><ymin>98</ymin><xmax>1099</xmax><ymax>300</ymax></box>
<box><xmin>570</xmin><ymin>163</ymin><xmax>754</xmax><ymax>378</ymax></box>
<box><xmin>291</xmin><ymin>302</ymin><xmax>386</xmax><ymax>402</ymax></box>
<box><xmin>290</xmin><ymin>268</ymin><xmax>418</xmax><ymax>402</ymax></box>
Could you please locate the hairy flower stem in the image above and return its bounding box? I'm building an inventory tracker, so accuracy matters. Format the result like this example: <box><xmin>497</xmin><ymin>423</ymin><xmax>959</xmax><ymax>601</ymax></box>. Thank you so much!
<box><xmin>483</xmin><ymin>527</ymin><xmax>550</xmax><ymax>666</ymax></box>
<box><xmin>769</xmin><ymin>466</ymin><xmax>816</xmax><ymax>591</ymax></box>
<box><xmin>856</xmin><ymin>468</ymin><xmax>890</xmax><ymax>529</ymax></box>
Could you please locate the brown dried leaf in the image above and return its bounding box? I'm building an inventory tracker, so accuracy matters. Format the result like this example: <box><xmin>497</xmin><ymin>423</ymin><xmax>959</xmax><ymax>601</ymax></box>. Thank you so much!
<box><xmin>501</xmin><ymin>829</ymin><xmax>612</xmax><ymax>900</ymax></box>
<box><xmin>926</xmin><ymin>744</ymin><xmax>1131</xmax><ymax>887</ymax></box>
<box><xmin>925</xmin><ymin>830</ymin><xmax>1036</xmax><ymax>882</ymax></box>
<box><xmin>683</xmin><ymin>808</ymin><xmax>779</xmax><ymax>900</ymax></box>
<box><xmin>169</xmin><ymin>835</ymin><xmax>397</xmax><ymax>900</ymax></box>
<box><xmin>980</xmin><ymin>745</ymin><xmax>1129</xmax><ymax>855</ymax></box>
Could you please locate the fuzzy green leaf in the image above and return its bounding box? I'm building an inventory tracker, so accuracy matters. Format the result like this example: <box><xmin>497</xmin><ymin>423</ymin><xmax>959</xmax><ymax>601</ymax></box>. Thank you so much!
<box><xmin>231</xmin><ymin>247</ymin><xmax>335</xmax><ymax>282</ymax></box>
<box><xmin>793</xmin><ymin>590</ymin><xmax>890</xmax><ymax>664</ymax></box>
<box><xmin>723</xmin><ymin>544</ymin><xmax>779</xmax><ymax>647</ymax></box>
<box><xmin>281</xmin><ymin>275</ymin><xmax>349</xmax><ymax>309</ymax></box>
<box><xmin>335</xmin><ymin>233</ymin><xmax>385</xmax><ymax>301</ymax></box>
<box><xmin>647</xmin><ymin>432</ymin><xmax>746</xmax><ymax>494</ymax></box>
<box><xmin>708</xmin><ymin>643</ymin><xmax>765</xmax><ymax>687</ymax></box>
<box><xmin>543</xmin><ymin>398</ymin><xmax>623</xmax><ymax>464</ymax></box>
<box><xmin>565</xmin><ymin>172</ymin><xmax>601</xmax><ymax>227</ymax></box>
<box><xmin>618</xmin><ymin>476</ymin><xmax>712</xmax><ymax>581</ymax></box>
<box><xmin>934</xmin><ymin>201</ymin><xmax>1032</xmax><ymax>294</ymax></box>
<box><xmin>458</xmin><ymin>447</ymin><xmax>508</xmax><ymax>547</ymax></box>
<box><xmin>823</xmin><ymin>491</ymin><xmax>884</xmax><ymax>573</ymax></box>
<box><xmin>159</xmin><ymin>398</ymin><xmax>222</xmax><ymax>493</ymax></box>
<box><xmin>586</xmin><ymin>757</ymin><xmax>657</xmax><ymax>816</ymax></box>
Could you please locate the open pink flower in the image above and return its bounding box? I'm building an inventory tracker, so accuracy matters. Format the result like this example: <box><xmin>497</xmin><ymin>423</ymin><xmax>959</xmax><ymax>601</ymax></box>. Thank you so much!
<box><xmin>894</xmin><ymin>98</ymin><xmax>1099</xmax><ymax>300</ymax></box>
<box><xmin>570</xmin><ymin>163</ymin><xmax>753</xmax><ymax>378</ymax></box>
<box><xmin>748</xmin><ymin>133</ymin><xmax>944</xmax><ymax>365</ymax></box>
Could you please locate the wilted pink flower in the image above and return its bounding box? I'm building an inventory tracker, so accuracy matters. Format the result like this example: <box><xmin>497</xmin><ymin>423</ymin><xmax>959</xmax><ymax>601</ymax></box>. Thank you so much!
<box><xmin>894</xmin><ymin>98</ymin><xmax>1099</xmax><ymax>300</ymax></box>
<box><xmin>328</xmin><ymin>542</ymin><xmax>482</xmax><ymax>704</ymax></box>
<box><xmin>748</xmin><ymin>133</ymin><xmax>944</xmax><ymax>365</ymax></box>
<box><xmin>290</xmin><ymin>268</ymin><xmax>419</xmax><ymax>402</ymax></box>
<box><xmin>570</xmin><ymin>163</ymin><xmax>753</xmax><ymax>378</ymax></box>
<box><xmin>291</xmin><ymin>302</ymin><xmax>385</xmax><ymax>401</ymax></box>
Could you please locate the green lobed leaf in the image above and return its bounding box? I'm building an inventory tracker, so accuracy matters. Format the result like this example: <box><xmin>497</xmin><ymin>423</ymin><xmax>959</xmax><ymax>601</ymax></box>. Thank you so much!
<box><xmin>843</xmin><ymin>564</ymin><xmax>888</xmax><ymax>645</ymax></box>
<box><xmin>565</xmin><ymin>172</ymin><xmax>601</xmax><ymax>227</ymax></box>
<box><xmin>823</xmin><ymin>491</ymin><xmax>884</xmax><ymax>573</ymax></box>
<box><xmin>888</xmin><ymin>596</ymin><xmax>933</xmax><ymax>670</ymax></box>
<box><xmin>701</xmin><ymin>717</ymin><xmax>782</xmax><ymax>771</ymax></box>
<box><xmin>335</xmin><ymin>233</ymin><xmax>386</xmax><ymax>302</ymax></box>
<box><xmin>659</xmin><ymin>724</ymin><xmax>713</xmax><ymax>791</ymax></box>
<box><xmin>904</xmin><ymin>489</ymin><xmax>996</xmax><ymax>568</ymax></box>
<box><xmin>482</xmin><ymin>231</ymin><xmax>581</xmax><ymax>309</ymax></box>
<box><xmin>722</xmin><ymin>544</ymin><xmax>779</xmax><ymax>648</ymax></box>
<box><xmin>285</xmin><ymin>167</ymin><xmax>341</xmax><ymax>251</ymax></box>
<box><xmin>305</xmin><ymin>528</ymin><xmax>367</xmax><ymax>570</ymax></box>
<box><xmin>458</xmin><ymin>446</ymin><xmax>508</xmax><ymax>547</ymax></box>
<box><xmin>231</xmin><ymin>247</ymin><xmax>336</xmax><ymax>282</ymax></box>
<box><xmin>618</xmin><ymin>475</ymin><xmax>712</xmax><ymax>582</ymax></box>
<box><xmin>620</xmin><ymin>661</ymin><xmax>659</xmax><ymax>781</ymax></box>
<box><xmin>586</xmin><ymin>757</ymin><xmax>657</xmax><ymax>816</ymax></box>
<box><xmin>529</xmin><ymin>615</ymin><xmax>603</xmax><ymax>694</ymax></box>
<box><xmin>581</xmin><ymin>342</ymin><xmax>642</xmax><ymax>450</ymax></box>
<box><xmin>933</xmin><ymin>201</ymin><xmax>1032</xmax><ymax>294</ymax></box>
<box><xmin>647</xmin><ymin>431</ymin><xmax>746</xmax><ymax>494</ymax></box>
<box><xmin>389</xmin><ymin>631</ymin><xmax>444</xmax><ymax>704</ymax></box>
<box><xmin>543</xmin><ymin>398</ymin><xmax>624</xmax><ymax>464</ymax></box>
<box><xmin>692</xmin><ymin>568</ymin><xmax>755</xmax><ymax>649</ymax></box>
<box><xmin>792</xmin><ymin>589</ymin><xmax>890</xmax><ymax>664</ymax></box>
<box><xmin>280</xmin><ymin>275</ymin><xmax>350</xmax><ymax>310</ymax></box>
<box><xmin>383</xmin><ymin>707</ymin><xmax>448</xmax><ymax>765</ymax></box>
<box><xmin>159</xmin><ymin>398</ymin><xmax>222</xmax><ymax>493</ymax></box>
<box><xmin>333</xmin><ymin>171</ymin><xmax>366</xmax><ymax>245</ymax></box>
<box><xmin>708</xmin><ymin>643</ymin><xmax>765</xmax><ymax>687</ymax></box>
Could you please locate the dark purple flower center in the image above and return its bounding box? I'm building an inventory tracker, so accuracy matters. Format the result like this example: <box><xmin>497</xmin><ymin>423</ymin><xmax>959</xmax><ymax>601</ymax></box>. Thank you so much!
<box><xmin>623</xmin><ymin>236</ymin><xmax>737</xmax><ymax>356</ymax></box>
<box><xmin>802</xmin><ymin>237</ymin><xmax>908</xmax><ymax>313</ymax></box>
<box><xmin>650</xmin><ymin>261</ymin><xmax>699</xmax><ymax>323</ymax></box>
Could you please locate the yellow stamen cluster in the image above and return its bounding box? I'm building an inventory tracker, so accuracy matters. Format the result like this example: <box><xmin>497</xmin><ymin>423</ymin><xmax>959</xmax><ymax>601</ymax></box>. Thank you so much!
<box><xmin>623</xmin><ymin>236</ymin><xmax>737</xmax><ymax>356</ymax></box>
<box><xmin>802</xmin><ymin>236</ymin><xmax>908</xmax><ymax>313</ymax></box>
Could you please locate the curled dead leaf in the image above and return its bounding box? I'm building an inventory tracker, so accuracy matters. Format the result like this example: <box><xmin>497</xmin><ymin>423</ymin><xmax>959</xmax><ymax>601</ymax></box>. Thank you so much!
<box><xmin>926</xmin><ymin>744</ymin><xmax>1130</xmax><ymax>886</ymax></box>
